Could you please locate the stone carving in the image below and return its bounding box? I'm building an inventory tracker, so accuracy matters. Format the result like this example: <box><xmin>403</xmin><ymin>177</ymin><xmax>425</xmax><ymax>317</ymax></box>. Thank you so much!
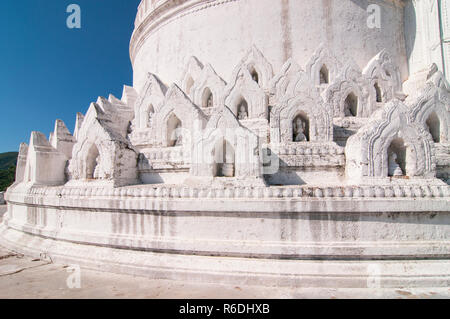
<box><xmin>363</xmin><ymin>50</ymin><xmax>403</xmax><ymax>106</ymax></box>
<box><xmin>180</xmin><ymin>56</ymin><xmax>204</xmax><ymax>97</ymax></box>
<box><xmin>270</xmin><ymin>59</ymin><xmax>304</xmax><ymax>103</ymax></box>
<box><xmin>306</xmin><ymin>44</ymin><xmax>343</xmax><ymax>89</ymax></box>
<box><xmin>10</xmin><ymin>43</ymin><xmax>449</xmax><ymax>189</ymax></box>
<box><xmin>345</xmin><ymin>99</ymin><xmax>436</xmax><ymax>182</ymax></box>
<box><xmin>173</xmin><ymin>123</ymin><xmax>183</xmax><ymax>146</ymax></box>
<box><xmin>388</xmin><ymin>152</ymin><xmax>404</xmax><ymax>177</ymax></box>
<box><xmin>4</xmin><ymin>1</ymin><xmax>450</xmax><ymax>292</ymax></box>
<box><xmin>67</xmin><ymin>93</ymin><xmax>139</xmax><ymax>187</ymax></box>
<box><xmin>49</xmin><ymin>119</ymin><xmax>76</xmax><ymax>159</ymax></box>
<box><xmin>191</xmin><ymin>63</ymin><xmax>226</xmax><ymax>109</ymax></box>
<box><xmin>270</xmin><ymin>70</ymin><xmax>334</xmax><ymax>144</ymax></box>
<box><xmin>206</xmin><ymin>93</ymin><xmax>213</xmax><ymax>108</ymax></box>
<box><xmin>293</xmin><ymin>117</ymin><xmax>308</xmax><ymax>142</ymax></box>
<box><xmin>23</xmin><ymin>132</ymin><xmax>68</xmax><ymax>186</ymax></box>
<box><xmin>151</xmin><ymin>84</ymin><xmax>207</xmax><ymax>148</ymax></box>
<box><xmin>407</xmin><ymin>72</ymin><xmax>450</xmax><ymax>144</ymax></box>
<box><xmin>134</xmin><ymin>73</ymin><xmax>167</xmax><ymax>130</ymax></box>
<box><xmin>230</xmin><ymin>45</ymin><xmax>274</xmax><ymax>91</ymax></box>
<box><xmin>190</xmin><ymin>106</ymin><xmax>264</xmax><ymax>185</ymax></box>
<box><xmin>223</xmin><ymin>66</ymin><xmax>268</xmax><ymax>120</ymax></box>
<box><xmin>237</xmin><ymin>102</ymin><xmax>249</xmax><ymax>120</ymax></box>
<box><xmin>323</xmin><ymin>61</ymin><xmax>371</xmax><ymax>118</ymax></box>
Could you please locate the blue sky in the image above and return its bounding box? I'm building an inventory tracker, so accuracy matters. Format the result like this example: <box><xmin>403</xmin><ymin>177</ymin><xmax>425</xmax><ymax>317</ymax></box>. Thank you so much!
<box><xmin>0</xmin><ymin>0</ymin><xmax>141</xmax><ymax>153</ymax></box>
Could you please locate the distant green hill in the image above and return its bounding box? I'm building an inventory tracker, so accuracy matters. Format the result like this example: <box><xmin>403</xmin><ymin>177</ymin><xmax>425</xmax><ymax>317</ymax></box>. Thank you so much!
<box><xmin>0</xmin><ymin>152</ymin><xmax>18</xmax><ymax>170</ymax></box>
<box><xmin>0</xmin><ymin>152</ymin><xmax>18</xmax><ymax>191</ymax></box>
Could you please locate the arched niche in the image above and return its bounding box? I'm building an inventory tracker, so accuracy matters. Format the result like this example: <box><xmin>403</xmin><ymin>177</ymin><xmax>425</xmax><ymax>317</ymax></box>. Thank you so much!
<box><xmin>292</xmin><ymin>112</ymin><xmax>310</xmax><ymax>142</ymax></box>
<box><xmin>374</xmin><ymin>82</ymin><xmax>383</xmax><ymax>103</ymax></box>
<box><xmin>229</xmin><ymin>46</ymin><xmax>274</xmax><ymax>90</ymax></box>
<box><xmin>140</xmin><ymin>104</ymin><xmax>154</xmax><ymax>128</ymax></box>
<box><xmin>322</xmin><ymin>61</ymin><xmax>371</xmax><ymax>118</ymax></box>
<box><xmin>213</xmin><ymin>138</ymin><xmax>235</xmax><ymax>177</ymax></box>
<box><xmin>344</xmin><ymin>92</ymin><xmax>358</xmax><ymax>117</ymax></box>
<box><xmin>191</xmin><ymin>64</ymin><xmax>226</xmax><ymax>109</ymax></box>
<box><xmin>180</xmin><ymin>56</ymin><xmax>204</xmax><ymax>97</ymax></box>
<box><xmin>320</xmin><ymin>65</ymin><xmax>329</xmax><ymax>84</ymax></box>
<box><xmin>306</xmin><ymin>44</ymin><xmax>342</xmax><ymax>88</ymax></box>
<box><xmin>408</xmin><ymin>83</ymin><xmax>449</xmax><ymax>144</ymax></box>
<box><xmin>202</xmin><ymin>87</ymin><xmax>213</xmax><ymax>108</ymax></box>
<box><xmin>363</xmin><ymin>50</ymin><xmax>402</xmax><ymax>106</ymax></box>
<box><xmin>426</xmin><ymin>111</ymin><xmax>441</xmax><ymax>143</ymax></box>
<box><xmin>190</xmin><ymin>106</ymin><xmax>262</xmax><ymax>180</ymax></box>
<box><xmin>345</xmin><ymin>100</ymin><xmax>436</xmax><ymax>182</ymax></box>
<box><xmin>269</xmin><ymin>59</ymin><xmax>304</xmax><ymax>102</ymax></box>
<box><xmin>387</xmin><ymin>138</ymin><xmax>407</xmax><ymax>177</ymax></box>
<box><xmin>224</xmin><ymin>68</ymin><xmax>268</xmax><ymax>120</ymax></box>
<box><xmin>85</xmin><ymin>143</ymin><xmax>100</xmax><ymax>179</ymax></box>
<box><xmin>236</xmin><ymin>97</ymin><xmax>249</xmax><ymax>120</ymax></box>
<box><xmin>133</xmin><ymin>73</ymin><xmax>167</xmax><ymax>130</ymax></box>
<box><xmin>248</xmin><ymin>65</ymin><xmax>260</xmax><ymax>85</ymax></box>
<box><xmin>271</xmin><ymin>77</ymin><xmax>333</xmax><ymax>144</ymax></box>
<box><xmin>153</xmin><ymin>84</ymin><xmax>207</xmax><ymax>147</ymax></box>
<box><xmin>166</xmin><ymin>113</ymin><xmax>183</xmax><ymax>147</ymax></box>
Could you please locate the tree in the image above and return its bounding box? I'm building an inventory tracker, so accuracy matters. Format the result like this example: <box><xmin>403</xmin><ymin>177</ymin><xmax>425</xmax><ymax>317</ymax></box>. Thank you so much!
<box><xmin>0</xmin><ymin>165</ymin><xmax>16</xmax><ymax>192</ymax></box>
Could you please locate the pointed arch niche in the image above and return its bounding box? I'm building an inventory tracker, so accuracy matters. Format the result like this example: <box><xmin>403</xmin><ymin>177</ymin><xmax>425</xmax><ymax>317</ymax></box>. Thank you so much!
<box><xmin>167</xmin><ymin>113</ymin><xmax>182</xmax><ymax>147</ymax></box>
<box><xmin>387</xmin><ymin>137</ymin><xmax>407</xmax><ymax>177</ymax></box>
<box><xmin>345</xmin><ymin>100</ymin><xmax>436</xmax><ymax>182</ymax></box>
<box><xmin>202</xmin><ymin>87</ymin><xmax>213</xmax><ymax>108</ymax></box>
<box><xmin>426</xmin><ymin>111</ymin><xmax>441</xmax><ymax>143</ymax></box>
<box><xmin>320</xmin><ymin>65</ymin><xmax>329</xmax><ymax>84</ymax></box>
<box><xmin>292</xmin><ymin>112</ymin><xmax>310</xmax><ymax>142</ymax></box>
<box><xmin>344</xmin><ymin>92</ymin><xmax>358</xmax><ymax>117</ymax></box>
<box><xmin>85</xmin><ymin>143</ymin><xmax>100</xmax><ymax>179</ymax></box>
<box><xmin>374</xmin><ymin>82</ymin><xmax>383</xmax><ymax>103</ymax></box>
<box><xmin>236</xmin><ymin>97</ymin><xmax>249</xmax><ymax>120</ymax></box>
<box><xmin>248</xmin><ymin>65</ymin><xmax>260</xmax><ymax>85</ymax></box>
<box><xmin>213</xmin><ymin>138</ymin><xmax>235</xmax><ymax>177</ymax></box>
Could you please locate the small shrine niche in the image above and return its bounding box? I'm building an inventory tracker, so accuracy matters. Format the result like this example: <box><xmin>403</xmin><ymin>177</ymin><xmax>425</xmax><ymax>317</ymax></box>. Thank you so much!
<box><xmin>344</xmin><ymin>92</ymin><xmax>358</xmax><ymax>117</ymax></box>
<box><xmin>202</xmin><ymin>88</ymin><xmax>213</xmax><ymax>108</ymax></box>
<box><xmin>375</xmin><ymin>82</ymin><xmax>383</xmax><ymax>103</ymax></box>
<box><xmin>249</xmin><ymin>66</ymin><xmax>260</xmax><ymax>85</ymax></box>
<box><xmin>141</xmin><ymin>104</ymin><xmax>154</xmax><ymax>128</ymax></box>
<box><xmin>167</xmin><ymin>113</ymin><xmax>183</xmax><ymax>147</ymax></box>
<box><xmin>86</xmin><ymin>144</ymin><xmax>100</xmax><ymax>179</ymax></box>
<box><xmin>426</xmin><ymin>111</ymin><xmax>441</xmax><ymax>143</ymax></box>
<box><xmin>292</xmin><ymin>113</ymin><xmax>310</xmax><ymax>142</ymax></box>
<box><xmin>237</xmin><ymin>98</ymin><xmax>249</xmax><ymax>120</ymax></box>
<box><xmin>319</xmin><ymin>65</ymin><xmax>329</xmax><ymax>84</ymax></box>
<box><xmin>213</xmin><ymin>139</ymin><xmax>235</xmax><ymax>177</ymax></box>
<box><xmin>387</xmin><ymin>138</ymin><xmax>407</xmax><ymax>177</ymax></box>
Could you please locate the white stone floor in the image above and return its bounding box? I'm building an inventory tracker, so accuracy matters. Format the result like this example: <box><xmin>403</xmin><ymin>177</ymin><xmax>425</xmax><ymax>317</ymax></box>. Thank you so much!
<box><xmin>0</xmin><ymin>206</ymin><xmax>448</xmax><ymax>299</ymax></box>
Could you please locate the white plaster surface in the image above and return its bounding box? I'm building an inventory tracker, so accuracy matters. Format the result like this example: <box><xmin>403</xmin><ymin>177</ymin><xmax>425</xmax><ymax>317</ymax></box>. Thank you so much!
<box><xmin>131</xmin><ymin>0</ymin><xmax>409</xmax><ymax>92</ymax></box>
<box><xmin>1</xmin><ymin>0</ymin><xmax>449</xmax><ymax>290</ymax></box>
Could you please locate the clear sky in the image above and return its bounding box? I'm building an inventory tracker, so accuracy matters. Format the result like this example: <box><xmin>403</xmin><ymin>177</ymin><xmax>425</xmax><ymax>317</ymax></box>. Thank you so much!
<box><xmin>0</xmin><ymin>0</ymin><xmax>141</xmax><ymax>153</ymax></box>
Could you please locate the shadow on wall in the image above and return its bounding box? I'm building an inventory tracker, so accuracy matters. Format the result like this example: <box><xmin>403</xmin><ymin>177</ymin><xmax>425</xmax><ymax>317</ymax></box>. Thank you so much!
<box><xmin>403</xmin><ymin>0</ymin><xmax>417</xmax><ymax>64</ymax></box>
<box><xmin>263</xmin><ymin>149</ymin><xmax>307</xmax><ymax>186</ymax></box>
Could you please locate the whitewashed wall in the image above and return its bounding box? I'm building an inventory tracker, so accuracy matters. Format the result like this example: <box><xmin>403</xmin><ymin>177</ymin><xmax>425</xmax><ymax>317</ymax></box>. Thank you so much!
<box><xmin>130</xmin><ymin>0</ymin><xmax>408</xmax><ymax>92</ymax></box>
<box><xmin>405</xmin><ymin>0</ymin><xmax>450</xmax><ymax>81</ymax></box>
